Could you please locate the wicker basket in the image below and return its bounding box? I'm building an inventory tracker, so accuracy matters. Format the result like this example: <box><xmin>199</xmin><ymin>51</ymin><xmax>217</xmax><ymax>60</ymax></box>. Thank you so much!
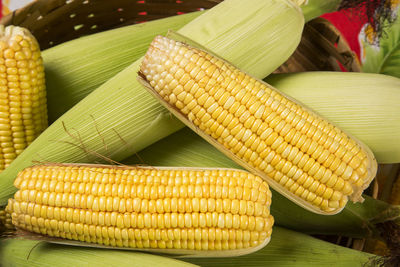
<box><xmin>0</xmin><ymin>0</ymin><xmax>360</xmax><ymax>72</ymax></box>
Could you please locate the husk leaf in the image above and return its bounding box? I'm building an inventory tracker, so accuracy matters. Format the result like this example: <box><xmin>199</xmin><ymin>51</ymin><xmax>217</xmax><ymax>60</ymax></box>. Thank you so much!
<box><xmin>0</xmin><ymin>238</ymin><xmax>197</xmax><ymax>267</ymax></box>
<box><xmin>43</xmin><ymin>12</ymin><xmax>201</xmax><ymax>122</ymax></box>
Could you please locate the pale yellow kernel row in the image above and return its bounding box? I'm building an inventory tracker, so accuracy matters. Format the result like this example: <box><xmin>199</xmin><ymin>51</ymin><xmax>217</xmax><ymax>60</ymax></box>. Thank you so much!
<box><xmin>12</xmin><ymin>201</ymin><xmax>270</xmax><ymax>228</ymax></box>
<box><xmin>13</xmin><ymin>214</ymin><xmax>269</xmax><ymax>243</ymax></box>
<box><xmin>14</xmin><ymin>219</ymin><xmax>268</xmax><ymax>251</ymax></box>
<box><xmin>15</xmin><ymin>180</ymin><xmax>269</xmax><ymax>203</ymax></box>
<box><xmin>16</xmin><ymin>166</ymin><xmax>265</xmax><ymax>188</ymax></box>
<box><xmin>14</xmin><ymin>190</ymin><xmax>269</xmax><ymax>216</ymax></box>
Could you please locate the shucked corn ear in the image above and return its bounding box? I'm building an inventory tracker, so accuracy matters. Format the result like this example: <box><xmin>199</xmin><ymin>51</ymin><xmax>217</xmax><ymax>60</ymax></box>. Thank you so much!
<box><xmin>6</xmin><ymin>164</ymin><xmax>274</xmax><ymax>257</ymax></box>
<box><xmin>138</xmin><ymin>36</ymin><xmax>378</xmax><ymax>215</ymax></box>
<box><xmin>0</xmin><ymin>25</ymin><xmax>47</xmax><ymax>171</ymax></box>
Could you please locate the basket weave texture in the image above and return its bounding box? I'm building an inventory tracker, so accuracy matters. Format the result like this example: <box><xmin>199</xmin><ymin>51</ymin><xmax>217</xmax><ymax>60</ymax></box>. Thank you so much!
<box><xmin>0</xmin><ymin>0</ymin><xmax>220</xmax><ymax>49</ymax></box>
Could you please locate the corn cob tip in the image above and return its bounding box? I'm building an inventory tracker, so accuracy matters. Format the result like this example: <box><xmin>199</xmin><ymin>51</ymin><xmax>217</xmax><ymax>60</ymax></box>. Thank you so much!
<box><xmin>138</xmin><ymin>35</ymin><xmax>378</xmax><ymax>215</ymax></box>
<box><xmin>0</xmin><ymin>25</ymin><xmax>34</xmax><ymax>41</ymax></box>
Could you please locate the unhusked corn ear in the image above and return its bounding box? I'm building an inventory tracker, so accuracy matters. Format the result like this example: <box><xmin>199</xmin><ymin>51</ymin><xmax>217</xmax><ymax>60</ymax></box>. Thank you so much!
<box><xmin>7</xmin><ymin>164</ymin><xmax>273</xmax><ymax>256</ymax></box>
<box><xmin>0</xmin><ymin>26</ymin><xmax>47</xmax><ymax>171</ymax></box>
<box><xmin>138</xmin><ymin>36</ymin><xmax>378</xmax><ymax>215</ymax></box>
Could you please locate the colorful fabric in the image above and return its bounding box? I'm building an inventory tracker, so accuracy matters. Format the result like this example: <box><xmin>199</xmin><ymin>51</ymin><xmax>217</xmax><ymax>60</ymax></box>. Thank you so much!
<box><xmin>323</xmin><ymin>1</ymin><xmax>400</xmax><ymax>62</ymax></box>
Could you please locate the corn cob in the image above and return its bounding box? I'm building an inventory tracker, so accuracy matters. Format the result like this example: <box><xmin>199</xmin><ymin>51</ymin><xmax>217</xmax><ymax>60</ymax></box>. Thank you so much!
<box><xmin>0</xmin><ymin>25</ymin><xmax>47</xmax><ymax>171</ymax></box>
<box><xmin>138</xmin><ymin>36</ymin><xmax>378</xmax><ymax>215</ymax></box>
<box><xmin>7</xmin><ymin>164</ymin><xmax>274</xmax><ymax>256</ymax></box>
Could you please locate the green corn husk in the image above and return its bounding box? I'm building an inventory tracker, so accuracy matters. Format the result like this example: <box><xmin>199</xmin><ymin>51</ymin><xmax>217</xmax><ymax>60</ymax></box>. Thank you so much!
<box><xmin>184</xmin><ymin>227</ymin><xmax>378</xmax><ymax>267</ymax></box>
<box><xmin>0</xmin><ymin>239</ymin><xmax>196</xmax><ymax>267</ymax></box>
<box><xmin>0</xmin><ymin>0</ymin><xmax>304</xmax><ymax>205</ymax></box>
<box><xmin>41</xmin><ymin>0</ymin><xmax>334</xmax><ymax>124</ymax></box>
<box><xmin>0</xmin><ymin>227</ymin><xmax>378</xmax><ymax>267</ymax></box>
<box><xmin>43</xmin><ymin>12</ymin><xmax>201</xmax><ymax>123</ymax></box>
<box><xmin>124</xmin><ymin>127</ymin><xmax>400</xmax><ymax>238</ymax></box>
<box><xmin>265</xmin><ymin>72</ymin><xmax>400</xmax><ymax>164</ymax></box>
<box><xmin>301</xmin><ymin>0</ymin><xmax>341</xmax><ymax>21</ymax></box>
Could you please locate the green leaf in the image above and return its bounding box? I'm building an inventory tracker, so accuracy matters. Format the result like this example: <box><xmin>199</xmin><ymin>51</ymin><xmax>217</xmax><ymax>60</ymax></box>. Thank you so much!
<box><xmin>362</xmin><ymin>14</ymin><xmax>400</xmax><ymax>78</ymax></box>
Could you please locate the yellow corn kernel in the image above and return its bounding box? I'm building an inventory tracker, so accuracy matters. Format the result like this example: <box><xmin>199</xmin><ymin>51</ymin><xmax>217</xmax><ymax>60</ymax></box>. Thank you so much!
<box><xmin>8</xmin><ymin>164</ymin><xmax>273</xmax><ymax>256</ymax></box>
<box><xmin>0</xmin><ymin>25</ymin><xmax>47</xmax><ymax>171</ymax></box>
<box><xmin>138</xmin><ymin>36</ymin><xmax>378</xmax><ymax>215</ymax></box>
